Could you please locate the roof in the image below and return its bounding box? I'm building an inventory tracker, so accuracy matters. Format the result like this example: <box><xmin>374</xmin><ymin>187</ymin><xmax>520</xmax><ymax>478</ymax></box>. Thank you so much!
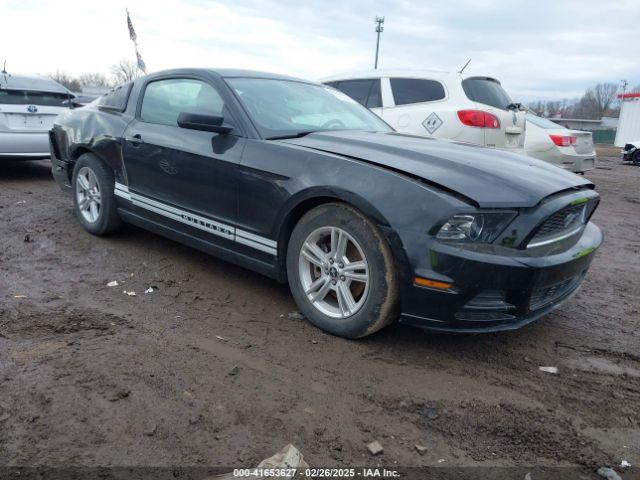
<box><xmin>0</xmin><ymin>73</ymin><xmax>70</xmax><ymax>93</ymax></box>
<box><xmin>144</xmin><ymin>68</ymin><xmax>315</xmax><ymax>84</ymax></box>
<box><xmin>618</xmin><ymin>92</ymin><xmax>640</xmax><ymax>100</ymax></box>
<box><xmin>319</xmin><ymin>69</ymin><xmax>502</xmax><ymax>84</ymax></box>
<box><xmin>213</xmin><ymin>68</ymin><xmax>311</xmax><ymax>82</ymax></box>
<box><xmin>320</xmin><ymin>69</ymin><xmax>461</xmax><ymax>82</ymax></box>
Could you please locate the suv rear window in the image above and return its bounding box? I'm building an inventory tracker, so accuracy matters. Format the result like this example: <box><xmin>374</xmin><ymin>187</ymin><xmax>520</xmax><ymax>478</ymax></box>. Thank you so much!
<box><xmin>99</xmin><ymin>82</ymin><xmax>133</xmax><ymax>111</ymax></box>
<box><xmin>0</xmin><ymin>89</ymin><xmax>70</xmax><ymax>107</ymax></box>
<box><xmin>328</xmin><ymin>79</ymin><xmax>381</xmax><ymax>109</ymax></box>
<box><xmin>462</xmin><ymin>78</ymin><xmax>512</xmax><ymax>110</ymax></box>
<box><xmin>390</xmin><ymin>78</ymin><xmax>445</xmax><ymax>105</ymax></box>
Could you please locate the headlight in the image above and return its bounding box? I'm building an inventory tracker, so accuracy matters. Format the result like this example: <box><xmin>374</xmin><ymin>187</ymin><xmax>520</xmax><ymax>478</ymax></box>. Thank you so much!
<box><xmin>436</xmin><ymin>212</ymin><xmax>516</xmax><ymax>243</ymax></box>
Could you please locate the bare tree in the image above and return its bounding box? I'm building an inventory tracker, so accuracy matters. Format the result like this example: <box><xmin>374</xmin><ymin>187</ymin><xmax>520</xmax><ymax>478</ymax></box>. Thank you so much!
<box><xmin>78</xmin><ymin>72</ymin><xmax>112</xmax><ymax>88</ymax></box>
<box><xmin>110</xmin><ymin>59</ymin><xmax>142</xmax><ymax>84</ymax></box>
<box><xmin>527</xmin><ymin>100</ymin><xmax>545</xmax><ymax>116</ymax></box>
<box><xmin>48</xmin><ymin>71</ymin><xmax>81</xmax><ymax>92</ymax></box>
<box><xmin>584</xmin><ymin>83</ymin><xmax>618</xmax><ymax>118</ymax></box>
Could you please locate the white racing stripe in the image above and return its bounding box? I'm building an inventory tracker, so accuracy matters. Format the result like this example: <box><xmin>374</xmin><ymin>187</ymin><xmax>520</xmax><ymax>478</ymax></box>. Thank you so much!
<box><xmin>114</xmin><ymin>182</ymin><xmax>277</xmax><ymax>256</ymax></box>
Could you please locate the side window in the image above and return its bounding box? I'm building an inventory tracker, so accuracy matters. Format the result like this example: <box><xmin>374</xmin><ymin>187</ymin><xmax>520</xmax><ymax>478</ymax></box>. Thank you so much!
<box><xmin>140</xmin><ymin>78</ymin><xmax>225</xmax><ymax>127</ymax></box>
<box><xmin>330</xmin><ymin>79</ymin><xmax>381</xmax><ymax>109</ymax></box>
<box><xmin>366</xmin><ymin>79</ymin><xmax>382</xmax><ymax>108</ymax></box>
<box><xmin>390</xmin><ymin>78</ymin><xmax>446</xmax><ymax>106</ymax></box>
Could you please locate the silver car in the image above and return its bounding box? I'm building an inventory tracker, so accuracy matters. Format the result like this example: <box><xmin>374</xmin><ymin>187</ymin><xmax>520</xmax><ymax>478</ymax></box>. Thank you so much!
<box><xmin>0</xmin><ymin>74</ymin><xmax>72</xmax><ymax>160</ymax></box>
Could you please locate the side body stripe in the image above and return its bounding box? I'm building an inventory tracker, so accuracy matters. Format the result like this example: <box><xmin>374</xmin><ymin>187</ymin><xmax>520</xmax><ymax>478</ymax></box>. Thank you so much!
<box><xmin>114</xmin><ymin>183</ymin><xmax>277</xmax><ymax>256</ymax></box>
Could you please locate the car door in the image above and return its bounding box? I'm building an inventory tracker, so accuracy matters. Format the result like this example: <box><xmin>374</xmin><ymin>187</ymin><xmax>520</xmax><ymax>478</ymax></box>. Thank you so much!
<box><xmin>122</xmin><ymin>76</ymin><xmax>243</xmax><ymax>242</ymax></box>
<box><xmin>380</xmin><ymin>78</ymin><xmax>454</xmax><ymax>138</ymax></box>
<box><xmin>329</xmin><ymin>79</ymin><xmax>383</xmax><ymax>116</ymax></box>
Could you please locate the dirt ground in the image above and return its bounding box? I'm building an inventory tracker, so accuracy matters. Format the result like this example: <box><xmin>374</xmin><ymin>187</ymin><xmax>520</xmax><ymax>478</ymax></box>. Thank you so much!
<box><xmin>1</xmin><ymin>150</ymin><xmax>638</xmax><ymax>479</ymax></box>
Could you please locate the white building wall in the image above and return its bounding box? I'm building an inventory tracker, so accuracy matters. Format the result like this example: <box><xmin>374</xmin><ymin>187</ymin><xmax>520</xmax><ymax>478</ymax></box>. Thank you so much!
<box><xmin>615</xmin><ymin>97</ymin><xmax>640</xmax><ymax>146</ymax></box>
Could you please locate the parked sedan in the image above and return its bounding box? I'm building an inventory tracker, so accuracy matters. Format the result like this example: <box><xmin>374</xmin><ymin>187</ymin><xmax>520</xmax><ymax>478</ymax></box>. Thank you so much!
<box><xmin>50</xmin><ymin>68</ymin><xmax>602</xmax><ymax>338</ymax></box>
<box><xmin>525</xmin><ymin>114</ymin><xmax>596</xmax><ymax>173</ymax></box>
<box><xmin>1</xmin><ymin>73</ymin><xmax>72</xmax><ymax>159</ymax></box>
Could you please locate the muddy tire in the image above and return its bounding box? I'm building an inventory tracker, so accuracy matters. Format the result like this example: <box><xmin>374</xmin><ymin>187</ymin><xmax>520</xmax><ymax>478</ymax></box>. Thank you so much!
<box><xmin>286</xmin><ymin>203</ymin><xmax>399</xmax><ymax>339</ymax></box>
<box><xmin>71</xmin><ymin>153</ymin><xmax>121</xmax><ymax>235</ymax></box>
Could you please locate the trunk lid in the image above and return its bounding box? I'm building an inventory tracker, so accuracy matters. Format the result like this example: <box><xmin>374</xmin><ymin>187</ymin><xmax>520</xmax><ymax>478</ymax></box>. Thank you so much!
<box><xmin>0</xmin><ymin>89</ymin><xmax>71</xmax><ymax>133</ymax></box>
<box><xmin>570</xmin><ymin>131</ymin><xmax>594</xmax><ymax>155</ymax></box>
<box><xmin>0</xmin><ymin>104</ymin><xmax>65</xmax><ymax>132</ymax></box>
<box><xmin>461</xmin><ymin>76</ymin><xmax>526</xmax><ymax>151</ymax></box>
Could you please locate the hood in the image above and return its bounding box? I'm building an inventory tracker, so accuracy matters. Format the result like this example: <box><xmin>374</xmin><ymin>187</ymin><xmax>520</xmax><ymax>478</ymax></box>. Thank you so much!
<box><xmin>281</xmin><ymin>131</ymin><xmax>593</xmax><ymax>208</ymax></box>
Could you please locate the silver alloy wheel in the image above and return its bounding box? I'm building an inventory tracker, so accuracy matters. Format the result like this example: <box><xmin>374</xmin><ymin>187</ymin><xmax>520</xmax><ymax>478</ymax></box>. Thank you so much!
<box><xmin>76</xmin><ymin>166</ymin><xmax>101</xmax><ymax>223</ymax></box>
<box><xmin>298</xmin><ymin>226</ymin><xmax>370</xmax><ymax>319</ymax></box>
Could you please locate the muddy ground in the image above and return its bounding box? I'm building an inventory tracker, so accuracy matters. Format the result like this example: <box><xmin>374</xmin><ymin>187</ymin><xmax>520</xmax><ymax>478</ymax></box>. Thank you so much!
<box><xmin>0</xmin><ymin>151</ymin><xmax>638</xmax><ymax>479</ymax></box>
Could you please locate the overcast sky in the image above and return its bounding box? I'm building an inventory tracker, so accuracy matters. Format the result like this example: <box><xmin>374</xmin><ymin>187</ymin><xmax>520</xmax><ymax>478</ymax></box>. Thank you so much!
<box><xmin>2</xmin><ymin>0</ymin><xmax>639</xmax><ymax>100</ymax></box>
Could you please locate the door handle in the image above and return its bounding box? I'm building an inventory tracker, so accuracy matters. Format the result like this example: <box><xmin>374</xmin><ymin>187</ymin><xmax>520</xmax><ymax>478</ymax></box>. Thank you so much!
<box><xmin>125</xmin><ymin>134</ymin><xmax>143</xmax><ymax>145</ymax></box>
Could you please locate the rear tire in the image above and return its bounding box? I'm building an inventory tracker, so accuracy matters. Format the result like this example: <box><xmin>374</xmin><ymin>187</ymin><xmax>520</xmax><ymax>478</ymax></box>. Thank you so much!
<box><xmin>72</xmin><ymin>153</ymin><xmax>121</xmax><ymax>235</ymax></box>
<box><xmin>286</xmin><ymin>203</ymin><xmax>398</xmax><ymax>339</ymax></box>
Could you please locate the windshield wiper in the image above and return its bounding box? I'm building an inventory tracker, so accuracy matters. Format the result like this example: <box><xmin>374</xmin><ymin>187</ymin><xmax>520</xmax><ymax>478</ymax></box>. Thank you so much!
<box><xmin>266</xmin><ymin>130</ymin><xmax>317</xmax><ymax>140</ymax></box>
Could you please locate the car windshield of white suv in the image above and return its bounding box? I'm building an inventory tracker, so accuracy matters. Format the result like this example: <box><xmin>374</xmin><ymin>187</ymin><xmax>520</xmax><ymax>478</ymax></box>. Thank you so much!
<box><xmin>226</xmin><ymin>78</ymin><xmax>392</xmax><ymax>139</ymax></box>
<box><xmin>0</xmin><ymin>89</ymin><xmax>70</xmax><ymax>107</ymax></box>
<box><xmin>462</xmin><ymin>78</ymin><xmax>513</xmax><ymax>110</ymax></box>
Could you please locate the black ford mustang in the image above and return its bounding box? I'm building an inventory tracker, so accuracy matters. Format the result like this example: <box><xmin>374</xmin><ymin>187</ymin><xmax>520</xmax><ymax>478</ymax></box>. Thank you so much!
<box><xmin>49</xmin><ymin>68</ymin><xmax>602</xmax><ymax>338</ymax></box>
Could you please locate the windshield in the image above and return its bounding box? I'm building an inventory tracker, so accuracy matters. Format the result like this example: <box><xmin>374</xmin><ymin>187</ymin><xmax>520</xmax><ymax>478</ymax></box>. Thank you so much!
<box><xmin>226</xmin><ymin>78</ymin><xmax>392</xmax><ymax>139</ymax></box>
<box><xmin>462</xmin><ymin>78</ymin><xmax>513</xmax><ymax>110</ymax></box>
<box><xmin>526</xmin><ymin>113</ymin><xmax>564</xmax><ymax>129</ymax></box>
<box><xmin>0</xmin><ymin>89</ymin><xmax>70</xmax><ymax>107</ymax></box>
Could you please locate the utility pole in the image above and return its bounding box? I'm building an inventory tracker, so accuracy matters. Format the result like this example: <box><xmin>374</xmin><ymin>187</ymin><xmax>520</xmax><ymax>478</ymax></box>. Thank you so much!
<box><xmin>621</xmin><ymin>79</ymin><xmax>628</xmax><ymax>96</ymax></box>
<box><xmin>374</xmin><ymin>16</ymin><xmax>384</xmax><ymax>69</ymax></box>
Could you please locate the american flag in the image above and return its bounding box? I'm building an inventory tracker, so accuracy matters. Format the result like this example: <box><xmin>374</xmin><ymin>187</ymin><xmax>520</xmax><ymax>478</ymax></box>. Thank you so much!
<box><xmin>126</xmin><ymin>9</ymin><xmax>137</xmax><ymax>42</ymax></box>
<box><xmin>136</xmin><ymin>51</ymin><xmax>146</xmax><ymax>73</ymax></box>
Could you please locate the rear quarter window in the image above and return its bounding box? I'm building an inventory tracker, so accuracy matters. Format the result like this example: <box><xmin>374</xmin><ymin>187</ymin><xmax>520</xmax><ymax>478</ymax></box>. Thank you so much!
<box><xmin>98</xmin><ymin>82</ymin><xmax>133</xmax><ymax>111</ymax></box>
<box><xmin>330</xmin><ymin>79</ymin><xmax>382</xmax><ymax>109</ymax></box>
<box><xmin>390</xmin><ymin>78</ymin><xmax>446</xmax><ymax>106</ymax></box>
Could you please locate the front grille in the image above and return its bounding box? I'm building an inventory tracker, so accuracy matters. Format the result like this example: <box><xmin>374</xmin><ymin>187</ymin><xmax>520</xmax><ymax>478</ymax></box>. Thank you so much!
<box><xmin>529</xmin><ymin>274</ymin><xmax>583</xmax><ymax>311</ymax></box>
<box><xmin>535</xmin><ymin>204</ymin><xmax>583</xmax><ymax>238</ymax></box>
<box><xmin>454</xmin><ymin>311</ymin><xmax>516</xmax><ymax>322</ymax></box>
<box><xmin>528</xmin><ymin>200</ymin><xmax>597</xmax><ymax>248</ymax></box>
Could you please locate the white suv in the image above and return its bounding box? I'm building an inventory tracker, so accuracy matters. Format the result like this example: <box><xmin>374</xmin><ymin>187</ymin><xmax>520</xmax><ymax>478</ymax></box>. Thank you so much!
<box><xmin>322</xmin><ymin>70</ymin><xmax>526</xmax><ymax>153</ymax></box>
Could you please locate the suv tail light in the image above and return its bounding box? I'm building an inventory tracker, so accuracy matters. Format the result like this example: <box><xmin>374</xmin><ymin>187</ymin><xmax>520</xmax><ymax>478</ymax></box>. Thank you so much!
<box><xmin>457</xmin><ymin>110</ymin><xmax>500</xmax><ymax>129</ymax></box>
<box><xmin>549</xmin><ymin>135</ymin><xmax>577</xmax><ymax>147</ymax></box>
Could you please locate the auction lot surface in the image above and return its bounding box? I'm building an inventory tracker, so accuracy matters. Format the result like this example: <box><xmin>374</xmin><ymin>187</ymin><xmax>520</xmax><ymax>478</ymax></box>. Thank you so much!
<box><xmin>1</xmin><ymin>151</ymin><xmax>639</xmax><ymax>477</ymax></box>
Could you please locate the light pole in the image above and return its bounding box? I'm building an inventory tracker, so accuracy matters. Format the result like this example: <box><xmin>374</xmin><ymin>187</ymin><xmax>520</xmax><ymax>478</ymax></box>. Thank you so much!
<box><xmin>374</xmin><ymin>16</ymin><xmax>384</xmax><ymax>69</ymax></box>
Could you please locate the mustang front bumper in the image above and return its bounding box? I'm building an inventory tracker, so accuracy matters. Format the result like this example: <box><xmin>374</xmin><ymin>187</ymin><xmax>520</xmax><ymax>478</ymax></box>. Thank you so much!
<box><xmin>398</xmin><ymin>222</ymin><xmax>603</xmax><ymax>333</ymax></box>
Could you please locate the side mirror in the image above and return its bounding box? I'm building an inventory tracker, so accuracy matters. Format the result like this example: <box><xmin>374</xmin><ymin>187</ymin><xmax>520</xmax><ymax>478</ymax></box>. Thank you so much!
<box><xmin>177</xmin><ymin>112</ymin><xmax>233</xmax><ymax>134</ymax></box>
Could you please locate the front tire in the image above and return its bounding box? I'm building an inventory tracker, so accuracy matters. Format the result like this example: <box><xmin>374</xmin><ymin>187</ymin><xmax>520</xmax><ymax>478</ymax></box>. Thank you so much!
<box><xmin>72</xmin><ymin>153</ymin><xmax>121</xmax><ymax>235</ymax></box>
<box><xmin>286</xmin><ymin>203</ymin><xmax>398</xmax><ymax>339</ymax></box>
<box><xmin>633</xmin><ymin>151</ymin><xmax>640</xmax><ymax>166</ymax></box>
